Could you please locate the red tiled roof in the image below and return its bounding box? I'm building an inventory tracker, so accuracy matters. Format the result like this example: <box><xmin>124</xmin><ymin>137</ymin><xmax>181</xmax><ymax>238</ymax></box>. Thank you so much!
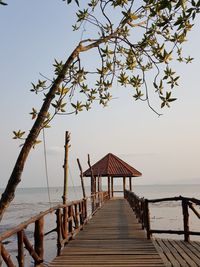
<box><xmin>83</xmin><ymin>153</ymin><xmax>142</xmax><ymax>177</ymax></box>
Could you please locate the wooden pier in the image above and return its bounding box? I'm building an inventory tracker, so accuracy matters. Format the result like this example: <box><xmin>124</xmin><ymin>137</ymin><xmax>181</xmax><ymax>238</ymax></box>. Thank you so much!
<box><xmin>49</xmin><ymin>198</ymin><xmax>165</xmax><ymax>267</ymax></box>
<box><xmin>1</xmin><ymin>194</ymin><xmax>200</xmax><ymax>266</ymax></box>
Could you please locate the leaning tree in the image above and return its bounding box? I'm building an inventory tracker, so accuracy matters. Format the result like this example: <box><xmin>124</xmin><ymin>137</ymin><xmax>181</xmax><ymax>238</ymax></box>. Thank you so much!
<box><xmin>0</xmin><ymin>0</ymin><xmax>199</xmax><ymax>221</ymax></box>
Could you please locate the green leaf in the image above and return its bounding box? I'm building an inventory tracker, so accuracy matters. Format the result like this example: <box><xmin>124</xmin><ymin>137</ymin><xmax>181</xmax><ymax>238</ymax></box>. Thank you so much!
<box><xmin>29</xmin><ymin>108</ymin><xmax>37</xmax><ymax>120</ymax></box>
<box><xmin>66</xmin><ymin>0</ymin><xmax>79</xmax><ymax>6</ymax></box>
<box><xmin>118</xmin><ymin>72</ymin><xmax>129</xmax><ymax>86</ymax></box>
<box><xmin>13</xmin><ymin>130</ymin><xmax>26</xmax><ymax>139</ymax></box>
<box><xmin>161</xmin><ymin>101</ymin><xmax>166</xmax><ymax>108</ymax></box>
<box><xmin>32</xmin><ymin>140</ymin><xmax>42</xmax><ymax>149</ymax></box>
<box><xmin>168</xmin><ymin>98</ymin><xmax>177</xmax><ymax>102</ymax></box>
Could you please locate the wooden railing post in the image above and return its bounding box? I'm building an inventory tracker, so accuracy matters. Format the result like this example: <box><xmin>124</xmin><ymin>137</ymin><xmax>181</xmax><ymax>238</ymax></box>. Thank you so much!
<box><xmin>144</xmin><ymin>199</ymin><xmax>151</xmax><ymax>239</ymax></box>
<box><xmin>23</xmin><ymin>234</ymin><xmax>42</xmax><ymax>264</ymax></box>
<box><xmin>17</xmin><ymin>230</ymin><xmax>24</xmax><ymax>267</ymax></box>
<box><xmin>182</xmin><ymin>199</ymin><xmax>190</xmax><ymax>242</ymax></box>
<box><xmin>91</xmin><ymin>194</ymin><xmax>95</xmax><ymax>213</ymax></box>
<box><xmin>123</xmin><ymin>177</ymin><xmax>126</xmax><ymax>198</ymax></box>
<box><xmin>68</xmin><ymin>205</ymin><xmax>73</xmax><ymax>236</ymax></box>
<box><xmin>129</xmin><ymin>177</ymin><xmax>132</xmax><ymax>191</ymax></box>
<box><xmin>74</xmin><ymin>204</ymin><xmax>79</xmax><ymax>229</ymax></box>
<box><xmin>84</xmin><ymin>198</ymin><xmax>87</xmax><ymax>220</ymax></box>
<box><xmin>56</xmin><ymin>208</ymin><xmax>62</xmax><ymax>256</ymax></box>
<box><xmin>141</xmin><ymin>199</ymin><xmax>145</xmax><ymax>229</ymax></box>
<box><xmin>1</xmin><ymin>244</ymin><xmax>15</xmax><ymax>267</ymax></box>
<box><xmin>79</xmin><ymin>202</ymin><xmax>83</xmax><ymax>226</ymax></box>
<box><xmin>63</xmin><ymin>206</ymin><xmax>68</xmax><ymax>239</ymax></box>
<box><xmin>34</xmin><ymin>217</ymin><xmax>44</xmax><ymax>264</ymax></box>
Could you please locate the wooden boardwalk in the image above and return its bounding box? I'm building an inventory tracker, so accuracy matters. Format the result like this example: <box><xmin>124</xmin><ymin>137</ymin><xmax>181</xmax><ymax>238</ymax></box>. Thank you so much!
<box><xmin>153</xmin><ymin>238</ymin><xmax>200</xmax><ymax>267</ymax></box>
<box><xmin>49</xmin><ymin>198</ymin><xmax>165</xmax><ymax>267</ymax></box>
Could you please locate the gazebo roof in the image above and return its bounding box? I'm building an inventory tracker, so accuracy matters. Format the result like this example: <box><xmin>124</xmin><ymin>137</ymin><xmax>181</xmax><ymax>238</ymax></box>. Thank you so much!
<box><xmin>83</xmin><ymin>153</ymin><xmax>142</xmax><ymax>177</ymax></box>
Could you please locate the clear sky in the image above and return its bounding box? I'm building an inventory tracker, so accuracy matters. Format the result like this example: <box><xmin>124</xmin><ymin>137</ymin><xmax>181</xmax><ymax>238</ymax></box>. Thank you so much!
<box><xmin>0</xmin><ymin>1</ymin><xmax>200</xmax><ymax>189</ymax></box>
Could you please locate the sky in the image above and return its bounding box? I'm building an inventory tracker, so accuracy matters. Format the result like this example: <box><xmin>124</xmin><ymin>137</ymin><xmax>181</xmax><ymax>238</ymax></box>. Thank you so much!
<box><xmin>0</xmin><ymin>1</ymin><xmax>200</xmax><ymax>190</ymax></box>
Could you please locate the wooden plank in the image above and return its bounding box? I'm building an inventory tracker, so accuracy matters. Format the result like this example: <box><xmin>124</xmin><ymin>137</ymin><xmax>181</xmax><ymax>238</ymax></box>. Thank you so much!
<box><xmin>155</xmin><ymin>238</ymin><xmax>181</xmax><ymax>267</ymax></box>
<box><xmin>163</xmin><ymin>239</ymin><xmax>188</xmax><ymax>266</ymax></box>
<box><xmin>154</xmin><ymin>238</ymin><xmax>200</xmax><ymax>267</ymax></box>
<box><xmin>50</xmin><ymin>199</ymin><xmax>165</xmax><ymax>267</ymax></box>
<box><xmin>152</xmin><ymin>239</ymin><xmax>172</xmax><ymax>267</ymax></box>
<box><xmin>176</xmin><ymin>240</ymin><xmax>199</xmax><ymax>266</ymax></box>
<box><xmin>190</xmin><ymin>241</ymin><xmax>200</xmax><ymax>253</ymax></box>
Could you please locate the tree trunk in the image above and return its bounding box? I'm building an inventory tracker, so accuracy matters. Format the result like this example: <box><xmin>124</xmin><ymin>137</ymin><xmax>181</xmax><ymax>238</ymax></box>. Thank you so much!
<box><xmin>0</xmin><ymin>27</ymin><xmax>121</xmax><ymax>222</ymax></box>
<box><xmin>0</xmin><ymin>45</ymin><xmax>81</xmax><ymax>222</ymax></box>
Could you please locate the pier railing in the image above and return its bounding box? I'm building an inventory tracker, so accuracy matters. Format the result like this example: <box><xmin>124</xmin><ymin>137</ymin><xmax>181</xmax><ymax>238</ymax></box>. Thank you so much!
<box><xmin>125</xmin><ymin>189</ymin><xmax>200</xmax><ymax>242</ymax></box>
<box><xmin>0</xmin><ymin>191</ymin><xmax>109</xmax><ymax>267</ymax></box>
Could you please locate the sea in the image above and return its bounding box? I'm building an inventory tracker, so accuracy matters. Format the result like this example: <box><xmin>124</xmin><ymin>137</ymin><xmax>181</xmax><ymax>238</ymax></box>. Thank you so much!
<box><xmin>0</xmin><ymin>184</ymin><xmax>200</xmax><ymax>266</ymax></box>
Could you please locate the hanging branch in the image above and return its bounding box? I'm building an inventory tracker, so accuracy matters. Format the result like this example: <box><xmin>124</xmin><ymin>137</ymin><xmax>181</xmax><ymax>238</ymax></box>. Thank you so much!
<box><xmin>0</xmin><ymin>19</ymin><xmax>133</xmax><ymax>221</ymax></box>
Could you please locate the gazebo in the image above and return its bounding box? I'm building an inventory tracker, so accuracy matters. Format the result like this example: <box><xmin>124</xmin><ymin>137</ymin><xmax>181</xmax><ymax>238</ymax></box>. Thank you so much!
<box><xmin>83</xmin><ymin>153</ymin><xmax>142</xmax><ymax>198</ymax></box>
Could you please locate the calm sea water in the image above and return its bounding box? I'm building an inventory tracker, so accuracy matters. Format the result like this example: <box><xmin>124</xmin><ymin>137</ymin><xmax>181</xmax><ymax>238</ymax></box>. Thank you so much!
<box><xmin>1</xmin><ymin>184</ymin><xmax>200</xmax><ymax>232</ymax></box>
<box><xmin>0</xmin><ymin>184</ymin><xmax>200</xmax><ymax>265</ymax></box>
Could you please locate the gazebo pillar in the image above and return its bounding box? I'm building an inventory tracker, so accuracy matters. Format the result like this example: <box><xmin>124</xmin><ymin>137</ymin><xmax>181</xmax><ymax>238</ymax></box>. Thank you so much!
<box><xmin>129</xmin><ymin>177</ymin><xmax>132</xmax><ymax>191</ymax></box>
<box><xmin>90</xmin><ymin>176</ymin><xmax>95</xmax><ymax>213</ymax></box>
<box><xmin>123</xmin><ymin>177</ymin><xmax>126</xmax><ymax>198</ymax></box>
<box><xmin>97</xmin><ymin>176</ymin><xmax>101</xmax><ymax>192</ymax></box>
<box><xmin>91</xmin><ymin>177</ymin><xmax>94</xmax><ymax>195</ymax></box>
<box><xmin>108</xmin><ymin>176</ymin><xmax>111</xmax><ymax>199</ymax></box>
<box><xmin>111</xmin><ymin>177</ymin><xmax>114</xmax><ymax>198</ymax></box>
<box><xmin>94</xmin><ymin>176</ymin><xmax>97</xmax><ymax>194</ymax></box>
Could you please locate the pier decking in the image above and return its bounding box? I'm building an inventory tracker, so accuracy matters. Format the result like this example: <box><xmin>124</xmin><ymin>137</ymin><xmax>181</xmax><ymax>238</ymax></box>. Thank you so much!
<box><xmin>49</xmin><ymin>198</ymin><xmax>165</xmax><ymax>267</ymax></box>
<box><xmin>1</xmin><ymin>196</ymin><xmax>200</xmax><ymax>266</ymax></box>
<box><xmin>153</xmin><ymin>238</ymin><xmax>200</xmax><ymax>267</ymax></box>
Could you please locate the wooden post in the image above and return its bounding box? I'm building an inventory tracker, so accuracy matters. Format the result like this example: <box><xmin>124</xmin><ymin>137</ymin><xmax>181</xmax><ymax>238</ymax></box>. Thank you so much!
<box><xmin>63</xmin><ymin>131</ymin><xmax>70</xmax><ymax>205</ymax></box>
<box><xmin>144</xmin><ymin>199</ymin><xmax>151</xmax><ymax>239</ymax></box>
<box><xmin>111</xmin><ymin>177</ymin><xmax>114</xmax><ymax>198</ymax></box>
<box><xmin>123</xmin><ymin>177</ymin><xmax>126</xmax><ymax>198</ymax></box>
<box><xmin>23</xmin><ymin>234</ymin><xmax>42</xmax><ymax>263</ymax></box>
<box><xmin>99</xmin><ymin>177</ymin><xmax>101</xmax><ymax>193</ymax></box>
<box><xmin>94</xmin><ymin>176</ymin><xmax>97</xmax><ymax>194</ymax></box>
<box><xmin>68</xmin><ymin>205</ymin><xmax>73</xmax><ymax>237</ymax></box>
<box><xmin>1</xmin><ymin>244</ymin><xmax>15</xmax><ymax>267</ymax></box>
<box><xmin>77</xmin><ymin>158</ymin><xmax>86</xmax><ymax>198</ymax></box>
<box><xmin>74</xmin><ymin>204</ymin><xmax>79</xmax><ymax>229</ymax></box>
<box><xmin>63</xmin><ymin>206</ymin><xmax>68</xmax><ymax>239</ymax></box>
<box><xmin>141</xmin><ymin>198</ymin><xmax>145</xmax><ymax>229</ymax></box>
<box><xmin>56</xmin><ymin>208</ymin><xmax>62</xmax><ymax>256</ymax></box>
<box><xmin>182</xmin><ymin>199</ymin><xmax>190</xmax><ymax>242</ymax></box>
<box><xmin>87</xmin><ymin>154</ymin><xmax>95</xmax><ymax>193</ymax></box>
<box><xmin>91</xmin><ymin>176</ymin><xmax>94</xmax><ymax>212</ymax></box>
<box><xmin>88</xmin><ymin>154</ymin><xmax>95</xmax><ymax>212</ymax></box>
<box><xmin>129</xmin><ymin>177</ymin><xmax>132</xmax><ymax>191</ymax></box>
<box><xmin>98</xmin><ymin>176</ymin><xmax>101</xmax><ymax>192</ymax></box>
<box><xmin>108</xmin><ymin>176</ymin><xmax>111</xmax><ymax>199</ymax></box>
<box><xmin>34</xmin><ymin>217</ymin><xmax>44</xmax><ymax>262</ymax></box>
<box><xmin>17</xmin><ymin>230</ymin><xmax>24</xmax><ymax>267</ymax></box>
<box><xmin>84</xmin><ymin>198</ymin><xmax>87</xmax><ymax>220</ymax></box>
<box><xmin>79</xmin><ymin>202</ymin><xmax>83</xmax><ymax>226</ymax></box>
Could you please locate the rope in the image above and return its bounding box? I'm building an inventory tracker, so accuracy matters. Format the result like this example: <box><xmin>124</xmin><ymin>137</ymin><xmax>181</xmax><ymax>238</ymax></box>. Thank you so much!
<box><xmin>42</xmin><ymin>128</ymin><xmax>52</xmax><ymax>207</ymax></box>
